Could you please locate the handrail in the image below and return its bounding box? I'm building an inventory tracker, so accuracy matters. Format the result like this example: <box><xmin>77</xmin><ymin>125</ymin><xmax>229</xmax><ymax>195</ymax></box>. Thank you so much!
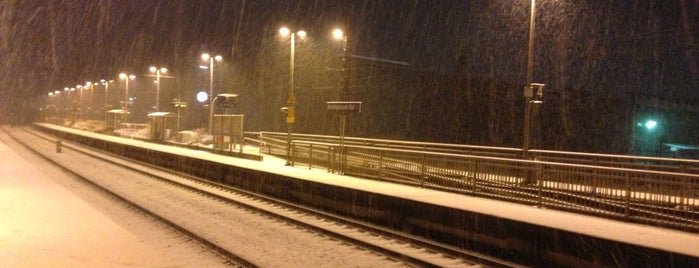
<box><xmin>259</xmin><ymin>132</ymin><xmax>699</xmax><ymax>231</ymax></box>
<box><xmin>531</xmin><ymin>149</ymin><xmax>699</xmax><ymax>165</ymax></box>
<box><xmin>259</xmin><ymin>131</ymin><xmax>699</xmax><ymax>173</ymax></box>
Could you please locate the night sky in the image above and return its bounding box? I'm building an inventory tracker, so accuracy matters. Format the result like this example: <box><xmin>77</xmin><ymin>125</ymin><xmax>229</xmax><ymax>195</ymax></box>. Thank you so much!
<box><xmin>0</xmin><ymin>0</ymin><xmax>697</xmax><ymax>150</ymax></box>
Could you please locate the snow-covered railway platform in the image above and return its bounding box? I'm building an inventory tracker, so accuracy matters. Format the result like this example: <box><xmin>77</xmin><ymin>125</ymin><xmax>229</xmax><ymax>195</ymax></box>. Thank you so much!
<box><xmin>29</xmin><ymin>123</ymin><xmax>699</xmax><ymax>267</ymax></box>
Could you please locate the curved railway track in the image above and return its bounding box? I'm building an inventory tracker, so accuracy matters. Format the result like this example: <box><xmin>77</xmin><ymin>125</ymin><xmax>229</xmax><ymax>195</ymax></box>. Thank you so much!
<box><xmin>2</xmin><ymin>126</ymin><xmax>520</xmax><ymax>268</ymax></box>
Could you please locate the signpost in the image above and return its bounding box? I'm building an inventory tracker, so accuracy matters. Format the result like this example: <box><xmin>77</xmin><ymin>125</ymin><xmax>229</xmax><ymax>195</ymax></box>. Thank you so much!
<box><xmin>327</xmin><ymin>101</ymin><xmax>362</xmax><ymax>174</ymax></box>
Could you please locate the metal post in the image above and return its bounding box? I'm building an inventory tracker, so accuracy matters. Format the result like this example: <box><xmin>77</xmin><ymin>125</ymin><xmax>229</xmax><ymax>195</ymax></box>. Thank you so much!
<box><xmin>78</xmin><ymin>86</ymin><xmax>83</xmax><ymax>120</ymax></box>
<box><xmin>286</xmin><ymin>33</ymin><xmax>297</xmax><ymax>166</ymax></box>
<box><xmin>340</xmin><ymin>35</ymin><xmax>349</xmax><ymax>101</ymax></box>
<box><xmin>521</xmin><ymin>0</ymin><xmax>537</xmax><ymax>185</ymax></box>
<box><xmin>338</xmin><ymin>32</ymin><xmax>350</xmax><ymax>173</ymax></box>
<box><xmin>176</xmin><ymin>106</ymin><xmax>181</xmax><ymax>132</ymax></box>
<box><xmin>124</xmin><ymin>78</ymin><xmax>129</xmax><ymax>110</ymax></box>
<box><xmin>104</xmin><ymin>82</ymin><xmax>109</xmax><ymax>107</ymax></box>
<box><xmin>156</xmin><ymin>70</ymin><xmax>160</xmax><ymax>111</ymax></box>
<box><xmin>309</xmin><ymin>144</ymin><xmax>313</xmax><ymax>170</ymax></box>
<box><xmin>89</xmin><ymin>83</ymin><xmax>94</xmax><ymax>120</ymax></box>
<box><xmin>537</xmin><ymin>163</ymin><xmax>543</xmax><ymax>207</ymax></box>
<box><xmin>523</xmin><ymin>0</ymin><xmax>536</xmax><ymax>156</ymax></box>
<box><xmin>339</xmin><ymin>113</ymin><xmax>346</xmax><ymax>174</ymax></box>
<box><xmin>208</xmin><ymin>58</ymin><xmax>214</xmax><ymax>133</ymax></box>
<box><xmin>624</xmin><ymin>173</ymin><xmax>631</xmax><ymax>219</ymax></box>
<box><xmin>209</xmin><ymin>95</ymin><xmax>217</xmax><ymax>144</ymax></box>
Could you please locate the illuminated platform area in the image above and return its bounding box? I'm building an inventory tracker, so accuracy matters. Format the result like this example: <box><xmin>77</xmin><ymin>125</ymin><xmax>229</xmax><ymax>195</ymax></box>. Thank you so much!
<box><xmin>22</xmin><ymin>123</ymin><xmax>699</xmax><ymax>266</ymax></box>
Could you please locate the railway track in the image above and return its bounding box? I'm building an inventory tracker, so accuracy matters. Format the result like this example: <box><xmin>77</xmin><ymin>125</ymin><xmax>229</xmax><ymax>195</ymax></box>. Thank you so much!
<box><xmin>3</xmin><ymin>126</ymin><xmax>520</xmax><ymax>268</ymax></box>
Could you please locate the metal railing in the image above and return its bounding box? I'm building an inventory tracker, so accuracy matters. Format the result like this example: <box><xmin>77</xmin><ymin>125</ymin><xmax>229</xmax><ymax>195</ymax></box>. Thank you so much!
<box><xmin>258</xmin><ymin>132</ymin><xmax>699</xmax><ymax>231</ymax></box>
<box><xmin>531</xmin><ymin>149</ymin><xmax>699</xmax><ymax>174</ymax></box>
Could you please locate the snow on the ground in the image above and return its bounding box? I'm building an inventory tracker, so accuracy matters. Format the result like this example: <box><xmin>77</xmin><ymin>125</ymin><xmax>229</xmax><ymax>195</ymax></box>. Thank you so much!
<box><xmin>0</xmin><ymin>133</ymin><xmax>230</xmax><ymax>267</ymax></box>
<box><xmin>33</xmin><ymin>123</ymin><xmax>699</xmax><ymax>258</ymax></box>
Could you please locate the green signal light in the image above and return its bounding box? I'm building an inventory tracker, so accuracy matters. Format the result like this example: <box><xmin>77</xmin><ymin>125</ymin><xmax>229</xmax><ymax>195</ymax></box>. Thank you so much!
<box><xmin>645</xmin><ymin>120</ymin><xmax>657</xmax><ymax>130</ymax></box>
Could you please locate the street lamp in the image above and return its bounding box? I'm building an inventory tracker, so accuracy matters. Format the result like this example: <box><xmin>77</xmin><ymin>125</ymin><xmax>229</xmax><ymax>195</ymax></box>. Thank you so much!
<box><xmin>149</xmin><ymin>66</ymin><xmax>167</xmax><ymax>112</ymax></box>
<box><xmin>521</xmin><ymin>0</ymin><xmax>549</xmax><ymax>185</ymax></box>
<box><xmin>201</xmin><ymin>53</ymin><xmax>222</xmax><ymax>133</ymax></box>
<box><xmin>279</xmin><ymin>26</ymin><xmax>306</xmax><ymax>165</ymax></box>
<box><xmin>119</xmin><ymin>73</ymin><xmax>136</xmax><ymax>110</ymax></box>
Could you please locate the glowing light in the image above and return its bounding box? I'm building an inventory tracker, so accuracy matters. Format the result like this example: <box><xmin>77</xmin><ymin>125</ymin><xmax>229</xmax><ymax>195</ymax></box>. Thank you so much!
<box><xmin>332</xmin><ymin>29</ymin><xmax>344</xmax><ymax>40</ymax></box>
<box><xmin>279</xmin><ymin>27</ymin><xmax>290</xmax><ymax>36</ymax></box>
<box><xmin>645</xmin><ymin>120</ymin><xmax>658</xmax><ymax>130</ymax></box>
<box><xmin>196</xmin><ymin>91</ymin><xmax>209</xmax><ymax>103</ymax></box>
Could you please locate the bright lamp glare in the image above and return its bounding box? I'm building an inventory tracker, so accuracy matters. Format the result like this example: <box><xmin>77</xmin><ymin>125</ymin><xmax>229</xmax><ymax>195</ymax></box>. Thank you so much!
<box><xmin>645</xmin><ymin>120</ymin><xmax>658</xmax><ymax>130</ymax></box>
<box><xmin>279</xmin><ymin>27</ymin><xmax>290</xmax><ymax>36</ymax></box>
<box><xmin>196</xmin><ymin>91</ymin><xmax>209</xmax><ymax>103</ymax></box>
<box><xmin>332</xmin><ymin>29</ymin><xmax>343</xmax><ymax>40</ymax></box>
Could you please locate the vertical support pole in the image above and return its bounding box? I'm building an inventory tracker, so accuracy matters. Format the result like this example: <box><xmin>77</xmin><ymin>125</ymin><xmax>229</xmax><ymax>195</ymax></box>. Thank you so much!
<box><xmin>289</xmin><ymin>140</ymin><xmax>295</xmax><ymax>167</ymax></box>
<box><xmin>420</xmin><ymin>147</ymin><xmax>427</xmax><ymax>186</ymax></box>
<box><xmin>471</xmin><ymin>160</ymin><xmax>478</xmax><ymax>193</ymax></box>
<box><xmin>326</xmin><ymin>145</ymin><xmax>333</xmax><ymax>173</ymax></box>
<box><xmin>537</xmin><ymin>163</ymin><xmax>544</xmax><ymax>207</ymax></box>
<box><xmin>339</xmin><ymin>113</ymin><xmax>346</xmax><ymax>174</ymax></box>
<box><xmin>285</xmin><ymin>33</ymin><xmax>297</xmax><ymax>167</ymax></box>
<box><xmin>625</xmin><ymin>173</ymin><xmax>631</xmax><ymax>219</ymax></box>
<box><xmin>309</xmin><ymin>144</ymin><xmax>313</xmax><ymax>170</ymax></box>
<box><xmin>378</xmin><ymin>150</ymin><xmax>384</xmax><ymax>179</ymax></box>
<box><xmin>522</xmin><ymin>0</ymin><xmax>537</xmax><ymax>185</ymax></box>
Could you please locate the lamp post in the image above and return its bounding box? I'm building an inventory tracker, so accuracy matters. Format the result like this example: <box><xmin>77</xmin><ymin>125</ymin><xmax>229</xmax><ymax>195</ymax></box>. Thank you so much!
<box><xmin>119</xmin><ymin>73</ymin><xmax>136</xmax><ymax>110</ymax></box>
<box><xmin>521</xmin><ymin>0</ymin><xmax>549</xmax><ymax>186</ymax></box>
<box><xmin>49</xmin><ymin>91</ymin><xmax>59</xmax><ymax>120</ymax></box>
<box><xmin>54</xmin><ymin>90</ymin><xmax>61</xmax><ymax>115</ymax></box>
<box><xmin>148</xmin><ymin>67</ymin><xmax>167</xmax><ymax>112</ymax></box>
<box><xmin>332</xmin><ymin>28</ymin><xmax>350</xmax><ymax>101</ymax></box>
<box><xmin>69</xmin><ymin>87</ymin><xmax>76</xmax><ymax>123</ymax></box>
<box><xmin>85</xmin><ymin>82</ymin><xmax>94</xmax><ymax>119</ymax></box>
<box><xmin>201</xmin><ymin>53</ymin><xmax>222</xmax><ymax>133</ymax></box>
<box><xmin>279</xmin><ymin>26</ymin><xmax>306</xmax><ymax>166</ymax></box>
<box><xmin>77</xmin><ymin>85</ymin><xmax>83</xmax><ymax>120</ymax></box>
<box><xmin>333</xmin><ymin>28</ymin><xmax>352</xmax><ymax>173</ymax></box>
<box><xmin>523</xmin><ymin>0</ymin><xmax>537</xmax><ymax>155</ymax></box>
